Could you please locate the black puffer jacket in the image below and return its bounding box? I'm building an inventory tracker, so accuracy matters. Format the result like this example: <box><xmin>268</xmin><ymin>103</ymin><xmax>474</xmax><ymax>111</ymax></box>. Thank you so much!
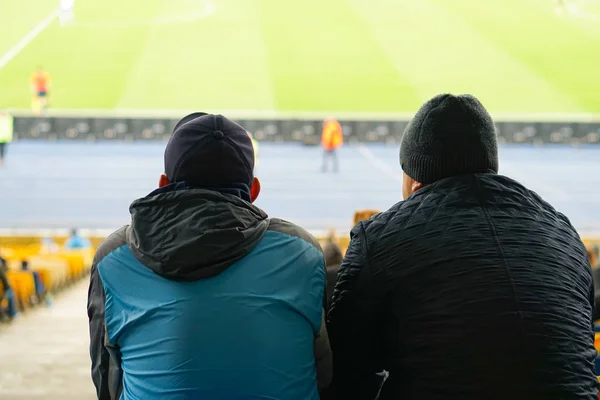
<box><xmin>328</xmin><ymin>173</ymin><xmax>597</xmax><ymax>400</ymax></box>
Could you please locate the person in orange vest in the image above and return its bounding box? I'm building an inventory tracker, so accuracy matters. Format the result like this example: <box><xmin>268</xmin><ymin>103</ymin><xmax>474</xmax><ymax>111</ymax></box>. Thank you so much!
<box><xmin>321</xmin><ymin>118</ymin><xmax>343</xmax><ymax>172</ymax></box>
<box><xmin>30</xmin><ymin>66</ymin><xmax>51</xmax><ymax>114</ymax></box>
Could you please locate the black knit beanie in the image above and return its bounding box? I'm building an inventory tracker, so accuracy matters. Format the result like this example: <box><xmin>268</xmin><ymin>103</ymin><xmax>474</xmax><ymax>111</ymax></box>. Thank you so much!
<box><xmin>400</xmin><ymin>94</ymin><xmax>498</xmax><ymax>184</ymax></box>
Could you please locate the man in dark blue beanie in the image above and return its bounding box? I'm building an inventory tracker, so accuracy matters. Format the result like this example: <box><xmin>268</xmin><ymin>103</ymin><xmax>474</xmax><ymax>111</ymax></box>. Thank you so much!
<box><xmin>328</xmin><ymin>94</ymin><xmax>597</xmax><ymax>400</ymax></box>
<box><xmin>88</xmin><ymin>113</ymin><xmax>332</xmax><ymax>400</ymax></box>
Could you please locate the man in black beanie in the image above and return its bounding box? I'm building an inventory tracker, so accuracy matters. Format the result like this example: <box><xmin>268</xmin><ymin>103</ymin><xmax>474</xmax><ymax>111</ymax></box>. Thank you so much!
<box><xmin>328</xmin><ymin>94</ymin><xmax>597</xmax><ymax>400</ymax></box>
<box><xmin>87</xmin><ymin>113</ymin><xmax>332</xmax><ymax>400</ymax></box>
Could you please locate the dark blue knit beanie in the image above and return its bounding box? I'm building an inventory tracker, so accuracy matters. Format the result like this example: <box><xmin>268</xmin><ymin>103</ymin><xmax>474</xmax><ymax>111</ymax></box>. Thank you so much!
<box><xmin>400</xmin><ymin>94</ymin><xmax>498</xmax><ymax>184</ymax></box>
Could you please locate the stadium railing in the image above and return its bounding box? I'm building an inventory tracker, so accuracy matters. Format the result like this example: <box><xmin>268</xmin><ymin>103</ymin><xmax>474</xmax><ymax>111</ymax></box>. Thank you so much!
<box><xmin>7</xmin><ymin>109</ymin><xmax>600</xmax><ymax>145</ymax></box>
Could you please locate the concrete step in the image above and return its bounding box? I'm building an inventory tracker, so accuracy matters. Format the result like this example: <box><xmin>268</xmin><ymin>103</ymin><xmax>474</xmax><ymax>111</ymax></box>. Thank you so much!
<box><xmin>0</xmin><ymin>279</ymin><xmax>95</xmax><ymax>399</ymax></box>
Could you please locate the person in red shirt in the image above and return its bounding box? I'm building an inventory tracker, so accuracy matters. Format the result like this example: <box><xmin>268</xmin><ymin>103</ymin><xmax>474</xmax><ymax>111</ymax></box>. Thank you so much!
<box><xmin>321</xmin><ymin>118</ymin><xmax>343</xmax><ymax>172</ymax></box>
<box><xmin>30</xmin><ymin>66</ymin><xmax>51</xmax><ymax>114</ymax></box>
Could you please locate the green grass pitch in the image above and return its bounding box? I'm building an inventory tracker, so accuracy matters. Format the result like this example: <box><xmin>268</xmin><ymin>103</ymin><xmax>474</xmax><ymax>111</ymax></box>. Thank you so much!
<box><xmin>0</xmin><ymin>0</ymin><xmax>599</xmax><ymax>113</ymax></box>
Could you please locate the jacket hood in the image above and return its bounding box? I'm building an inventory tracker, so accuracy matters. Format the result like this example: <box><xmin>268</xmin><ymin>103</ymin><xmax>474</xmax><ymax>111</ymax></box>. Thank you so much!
<box><xmin>127</xmin><ymin>185</ymin><xmax>269</xmax><ymax>282</ymax></box>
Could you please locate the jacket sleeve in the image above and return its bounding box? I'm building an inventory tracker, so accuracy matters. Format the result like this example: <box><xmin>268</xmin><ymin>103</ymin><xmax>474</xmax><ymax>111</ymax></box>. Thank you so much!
<box><xmin>87</xmin><ymin>227</ymin><xmax>126</xmax><ymax>400</ymax></box>
<box><xmin>315</xmin><ymin>241</ymin><xmax>333</xmax><ymax>393</ymax></box>
<box><xmin>327</xmin><ymin>222</ymin><xmax>387</xmax><ymax>400</ymax></box>
<box><xmin>315</xmin><ymin>308</ymin><xmax>333</xmax><ymax>392</ymax></box>
<box><xmin>87</xmin><ymin>262</ymin><xmax>112</xmax><ymax>400</ymax></box>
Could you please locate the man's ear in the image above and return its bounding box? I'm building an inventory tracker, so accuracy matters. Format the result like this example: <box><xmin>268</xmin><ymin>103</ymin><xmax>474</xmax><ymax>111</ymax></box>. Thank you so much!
<box><xmin>159</xmin><ymin>174</ymin><xmax>170</xmax><ymax>188</ymax></box>
<box><xmin>412</xmin><ymin>180</ymin><xmax>424</xmax><ymax>193</ymax></box>
<box><xmin>250</xmin><ymin>177</ymin><xmax>261</xmax><ymax>203</ymax></box>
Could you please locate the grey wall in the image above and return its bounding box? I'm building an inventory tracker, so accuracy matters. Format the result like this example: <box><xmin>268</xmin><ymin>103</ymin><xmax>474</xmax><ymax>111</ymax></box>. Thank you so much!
<box><xmin>12</xmin><ymin>116</ymin><xmax>600</xmax><ymax>145</ymax></box>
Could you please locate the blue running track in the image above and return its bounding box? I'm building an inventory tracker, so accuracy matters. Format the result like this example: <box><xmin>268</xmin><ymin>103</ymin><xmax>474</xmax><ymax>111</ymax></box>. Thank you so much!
<box><xmin>0</xmin><ymin>142</ymin><xmax>598</xmax><ymax>235</ymax></box>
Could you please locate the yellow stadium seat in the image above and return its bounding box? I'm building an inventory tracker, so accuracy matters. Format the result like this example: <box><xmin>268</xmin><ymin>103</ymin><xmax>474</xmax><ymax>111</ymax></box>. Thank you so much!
<box><xmin>6</xmin><ymin>271</ymin><xmax>35</xmax><ymax>310</ymax></box>
<box><xmin>35</xmin><ymin>268</ymin><xmax>52</xmax><ymax>293</ymax></box>
<box><xmin>26</xmin><ymin>256</ymin><xmax>70</xmax><ymax>291</ymax></box>
<box><xmin>353</xmin><ymin>209</ymin><xmax>380</xmax><ymax>225</ymax></box>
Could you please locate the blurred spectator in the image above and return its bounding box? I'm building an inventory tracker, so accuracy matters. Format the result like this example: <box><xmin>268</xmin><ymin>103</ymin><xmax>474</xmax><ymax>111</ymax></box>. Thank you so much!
<box><xmin>41</xmin><ymin>236</ymin><xmax>60</xmax><ymax>253</ymax></box>
<box><xmin>589</xmin><ymin>245</ymin><xmax>599</xmax><ymax>268</ymax></box>
<box><xmin>321</xmin><ymin>118</ymin><xmax>343</xmax><ymax>173</ymax></box>
<box><xmin>589</xmin><ymin>247</ymin><xmax>600</xmax><ymax>321</ymax></box>
<box><xmin>88</xmin><ymin>113</ymin><xmax>331</xmax><ymax>400</ymax></box>
<box><xmin>323</xmin><ymin>230</ymin><xmax>343</xmax><ymax>310</ymax></box>
<box><xmin>0</xmin><ymin>108</ymin><xmax>13</xmax><ymax>167</ymax></box>
<box><xmin>328</xmin><ymin>94</ymin><xmax>598</xmax><ymax>399</ymax></box>
<box><xmin>64</xmin><ymin>228</ymin><xmax>91</xmax><ymax>250</ymax></box>
<box><xmin>21</xmin><ymin>260</ymin><xmax>46</xmax><ymax>301</ymax></box>
<box><xmin>0</xmin><ymin>256</ymin><xmax>17</xmax><ymax>320</ymax></box>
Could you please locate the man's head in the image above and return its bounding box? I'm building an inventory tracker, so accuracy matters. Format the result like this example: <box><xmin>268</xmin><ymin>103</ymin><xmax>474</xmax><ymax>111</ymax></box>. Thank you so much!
<box><xmin>323</xmin><ymin>240</ymin><xmax>343</xmax><ymax>268</ymax></box>
<box><xmin>71</xmin><ymin>228</ymin><xmax>78</xmax><ymax>237</ymax></box>
<box><xmin>400</xmin><ymin>94</ymin><xmax>498</xmax><ymax>199</ymax></box>
<box><xmin>160</xmin><ymin>113</ymin><xmax>260</xmax><ymax>202</ymax></box>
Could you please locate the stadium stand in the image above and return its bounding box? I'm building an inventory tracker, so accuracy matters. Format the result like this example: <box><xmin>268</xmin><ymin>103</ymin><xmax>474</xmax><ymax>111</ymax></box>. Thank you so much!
<box><xmin>1</xmin><ymin>210</ymin><xmax>600</xmax><ymax>397</ymax></box>
<box><xmin>0</xmin><ymin>235</ymin><xmax>94</xmax><ymax>320</ymax></box>
<box><xmin>0</xmin><ymin>209</ymin><xmax>376</xmax><ymax>323</ymax></box>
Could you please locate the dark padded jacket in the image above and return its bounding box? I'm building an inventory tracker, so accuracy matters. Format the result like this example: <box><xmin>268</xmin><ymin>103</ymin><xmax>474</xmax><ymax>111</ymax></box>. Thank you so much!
<box><xmin>87</xmin><ymin>184</ymin><xmax>332</xmax><ymax>400</ymax></box>
<box><xmin>328</xmin><ymin>173</ymin><xmax>597</xmax><ymax>400</ymax></box>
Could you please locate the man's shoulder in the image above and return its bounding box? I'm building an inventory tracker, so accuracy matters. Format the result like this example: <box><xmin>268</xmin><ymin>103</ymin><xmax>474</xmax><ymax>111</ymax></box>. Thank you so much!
<box><xmin>359</xmin><ymin>200</ymin><xmax>408</xmax><ymax>237</ymax></box>
<box><xmin>94</xmin><ymin>226</ymin><xmax>128</xmax><ymax>266</ymax></box>
<box><xmin>356</xmin><ymin>178</ymin><xmax>475</xmax><ymax>244</ymax></box>
<box><xmin>267</xmin><ymin>218</ymin><xmax>322</xmax><ymax>253</ymax></box>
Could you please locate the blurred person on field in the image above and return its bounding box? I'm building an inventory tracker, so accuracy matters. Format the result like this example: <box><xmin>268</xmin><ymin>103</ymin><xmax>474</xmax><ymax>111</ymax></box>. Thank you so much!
<box><xmin>30</xmin><ymin>66</ymin><xmax>51</xmax><ymax>114</ymax></box>
<box><xmin>323</xmin><ymin>230</ymin><xmax>343</xmax><ymax>310</ymax></box>
<box><xmin>0</xmin><ymin>109</ymin><xmax>13</xmax><ymax>167</ymax></box>
<box><xmin>321</xmin><ymin>117</ymin><xmax>343</xmax><ymax>172</ymax></box>
<box><xmin>328</xmin><ymin>94</ymin><xmax>598</xmax><ymax>399</ymax></box>
<box><xmin>59</xmin><ymin>0</ymin><xmax>75</xmax><ymax>26</ymax></box>
<box><xmin>88</xmin><ymin>113</ymin><xmax>331</xmax><ymax>400</ymax></box>
<box><xmin>65</xmin><ymin>228</ymin><xmax>91</xmax><ymax>250</ymax></box>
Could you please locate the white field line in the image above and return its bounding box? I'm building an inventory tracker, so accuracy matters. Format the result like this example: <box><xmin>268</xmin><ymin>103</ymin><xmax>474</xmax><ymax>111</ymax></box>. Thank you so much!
<box><xmin>74</xmin><ymin>1</ymin><xmax>215</xmax><ymax>28</ymax></box>
<box><xmin>358</xmin><ymin>145</ymin><xmax>403</xmax><ymax>183</ymax></box>
<box><xmin>0</xmin><ymin>8</ymin><xmax>59</xmax><ymax>71</ymax></box>
<box><xmin>7</xmin><ymin>108</ymin><xmax>600</xmax><ymax>122</ymax></box>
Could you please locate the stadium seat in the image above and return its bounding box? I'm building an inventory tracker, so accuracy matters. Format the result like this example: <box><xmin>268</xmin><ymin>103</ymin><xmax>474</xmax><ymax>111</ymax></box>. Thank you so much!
<box><xmin>35</xmin><ymin>268</ymin><xmax>52</xmax><ymax>293</ymax></box>
<box><xmin>353</xmin><ymin>209</ymin><xmax>380</xmax><ymax>225</ymax></box>
<box><xmin>26</xmin><ymin>256</ymin><xmax>70</xmax><ymax>291</ymax></box>
<box><xmin>6</xmin><ymin>271</ymin><xmax>36</xmax><ymax>310</ymax></box>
